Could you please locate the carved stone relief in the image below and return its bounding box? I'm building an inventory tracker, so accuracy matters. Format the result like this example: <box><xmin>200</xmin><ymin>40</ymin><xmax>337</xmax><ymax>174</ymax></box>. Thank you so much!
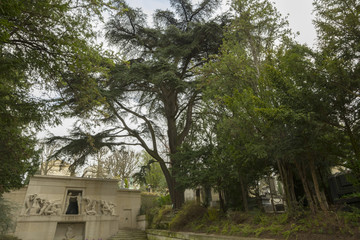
<box><xmin>24</xmin><ymin>194</ymin><xmax>37</xmax><ymax>215</ymax></box>
<box><xmin>63</xmin><ymin>225</ymin><xmax>76</xmax><ymax>240</ymax></box>
<box><xmin>83</xmin><ymin>197</ymin><xmax>97</xmax><ymax>215</ymax></box>
<box><xmin>24</xmin><ymin>194</ymin><xmax>62</xmax><ymax>216</ymax></box>
<box><xmin>83</xmin><ymin>198</ymin><xmax>116</xmax><ymax>216</ymax></box>
<box><xmin>54</xmin><ymin>223</ymin><xmax>85</xmax><ymax>240</ymax></box>
<box><xmin>100</xmin><ymin>200</ymin><xmax>116</xmax><ymax>216</ymax></box>
<box><xmin>24</xmin><ymin>193</ymin><xmax>116</xmax><ymax>216</ymax></box>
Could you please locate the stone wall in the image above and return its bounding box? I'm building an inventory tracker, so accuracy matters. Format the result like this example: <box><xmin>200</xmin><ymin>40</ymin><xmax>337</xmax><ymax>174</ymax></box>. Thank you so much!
<box><xmin>146</xmin><ymin>229</ymin><xmax>275</xmax><ymax>240</ymax></box>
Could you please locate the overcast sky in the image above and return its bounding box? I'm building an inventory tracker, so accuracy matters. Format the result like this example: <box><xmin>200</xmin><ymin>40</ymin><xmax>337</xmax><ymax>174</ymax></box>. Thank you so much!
<box><xmin>129</xmin><ymin>0</ymin><xmax>317</xmax><ymax>46</ymax></box>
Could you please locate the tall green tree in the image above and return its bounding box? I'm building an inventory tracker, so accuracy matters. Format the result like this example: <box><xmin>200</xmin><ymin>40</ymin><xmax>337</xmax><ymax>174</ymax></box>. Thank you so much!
<box><xmin>263</xmin><ymin>43</ymin><xmax>345</xmax><ymax>213</ymax></box>
<box><xmin>199</xmin><ymin>0</ymin><xmax>343</xmax><ymax>213</ymax></box>
<box><xmin>313</xmin><ymin>0</ymin><xmax>360</xmax><ymax>181</ymax></box>
<box><xmin>0</xmin><ymin>0</ymin><xmax>109</xmax><ymax>194</ymax></box>
<box><xmin>198</xmin><ymin>0</ymin><xmax>288</xmax><ymax>211</ymax></box>
<box><xmin>51</xmin><ymin>0</ymin><xmax>226</xmax><ymax>208</ymax></box>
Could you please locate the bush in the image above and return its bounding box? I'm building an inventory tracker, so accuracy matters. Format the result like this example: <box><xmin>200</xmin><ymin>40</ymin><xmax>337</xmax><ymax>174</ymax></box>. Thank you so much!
<box><xmin>156</xmin><ymin>194</ymin><xmax>171</xmax><ymax>207</ymax></box>
<box><xmin>204</xmin><ymin>207</ymin><xmax>221</xmax><ymax>222</ymax></box>
<box><xmin>0</xmin><ymin>197</ymin><xmax>17</xmax><ymax>235</ymax></box>
<box><xmin>140</xmin><ymin>192</ymin><xmax>159</xmax><ymax>215</ymax></box>
<box><xmin>139</xmin><ymin>193</ymin><xmax>171</xmax><ymax>215</ymax></box>
<box><xmin>169</xmin><ymin>202</ymin><xmax>207</xmax><ymax>231</ymax></box>
<box><xmin>151</xmin><ymin>205</ymin><xmax>173</xmax><ymax>229</ymax></box>
<box><xmin>228</xmin><ymin>211</ymin><xmax>249</xmax><ymax>224</ymax></box>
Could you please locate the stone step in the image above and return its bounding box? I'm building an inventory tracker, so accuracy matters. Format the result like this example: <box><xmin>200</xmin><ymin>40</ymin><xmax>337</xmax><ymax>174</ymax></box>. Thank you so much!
<box><xmin>107</xmin><ymin>229</ymin><xmax>147</xmax><ymax>240</ymax></box>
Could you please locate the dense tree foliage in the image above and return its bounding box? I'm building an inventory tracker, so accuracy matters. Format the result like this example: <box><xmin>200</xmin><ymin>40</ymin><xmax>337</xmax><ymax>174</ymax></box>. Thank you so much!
<box><xmin>313</xmin><ymin>0</ymin><xmax>360</xmax><ymax>180</ymax></box>
<box><xmin>179</xmin><ymin>0</ymin><xmax>290</xmax><ymax>212</ymax></box>
<box><xmin>0</xmin><ymin>0</ymin><xmax>109</xmax><ymax>194</ymax></box>
<box><xmin>174</xmin><ymin>0</ymin><xmax>359</xmax><ymax>214</ymax></box>
<box><xmin>51</xmin><ymin>0</ymin><xmax>227</xmax><ymax>208</ymax></box>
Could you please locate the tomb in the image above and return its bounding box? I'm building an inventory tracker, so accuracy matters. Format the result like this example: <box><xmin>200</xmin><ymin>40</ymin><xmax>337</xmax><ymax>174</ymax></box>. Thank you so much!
<box><xmin>3</xmin><ymin>175</ymin><xmax>141</xmax><ymax>240</ymax></box>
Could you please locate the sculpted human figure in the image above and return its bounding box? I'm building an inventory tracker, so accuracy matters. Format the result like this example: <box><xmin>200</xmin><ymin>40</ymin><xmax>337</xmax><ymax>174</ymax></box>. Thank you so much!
<box><xmin>43</xmin><ymin>200</ymin><xmax>62</xmax><ymax>215</ymax></box>
<box><xmin>100</xmin><ymin>200</ymin><xmax>111</xmax><ymax>215</ymax></box>
<box><xmin>38</xmin><ymin>199</ymin><xmax>50</xmax><ymax>215</ymax></box>
<box><xmin>63</xmin><ymin>225</ymin><xmax>76</xmax><ymax>240</ymax></box>
<box><xmin>83</xmin><ymin>197</ymin><xmax>97</xmax><ymax>215</ymax></box>
<box><xmin>76</xmin><ymin>193</ymin><xmax>82</xmax><ymax>213</ymax></box>
<box><xmin>108</xmin><ymin>202</ymin><xmax>116</xmax><ymax>216</ymax></box>
<box><xmin>24</xmin><ymin>194</ymin><xmax>37</xmax><ymax>215</ymax></box>
<box><xmin>35</xmin><ymin>197</ymin><xmax>45</xmax><ymax>215</ymax></box>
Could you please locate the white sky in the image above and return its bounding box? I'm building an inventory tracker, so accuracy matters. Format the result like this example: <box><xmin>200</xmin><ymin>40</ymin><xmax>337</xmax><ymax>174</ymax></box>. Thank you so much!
<box><xmin>129</xmin><ymin>0</ymin><xmax>317</xmax><ymax>46</ymax></box>
<box><xmin>40</xmin><ymin>0</ymin><xmax>317</xmax><ymax>138</ymax></box>
<box><xmin>272</xmin><ymin>0</ymin><xmax>316</xmax><ymax>46</ymax></box>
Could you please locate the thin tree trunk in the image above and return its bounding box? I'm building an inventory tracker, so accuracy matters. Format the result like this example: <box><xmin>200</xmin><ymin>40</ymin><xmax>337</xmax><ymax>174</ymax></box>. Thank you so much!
<box><xmin>278</xmin><ymin>159</ymin><xmax>297</xmax><ymax>212</ymax></box>
<box><xmin>254</xmin><ymin>181</ymin><xmax>264</xmax><ymax>212</ymax></box>
<box><xmin>288</xmin><ymin>170</ymin><xmax>297</xmax><ymax>204</ymax></box>
<box><xmin>268</xmin><ymin>175</ymin><xmax>276</xmax><ymax>213</ymax></box>
<box><xmin>309</xmin><ymin>158</ymin><xmax>328</xmax><ymax>211</ymax></box>
<box><xmin>239</xmin><ymin>176</ymin><xmax>249</xmax><ymax>212</ymax></box>
<box><xmin>219</xmin><ymin>189</ymin><xmax>226</xmax><ymax>213</ymax></box>
<box><xmin>277</xmin><ymin>160</ymin><xmax>291</xmax><ymax>210</ymax></box>
<box><xmin>295</xmin><ymin>160</ymin><xmax>317</xmax><ymax>214</ymax></box>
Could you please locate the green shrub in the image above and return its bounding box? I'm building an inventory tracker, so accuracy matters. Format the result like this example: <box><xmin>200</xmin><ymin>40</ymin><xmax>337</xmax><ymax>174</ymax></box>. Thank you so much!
<box><xmin>151</xmin><ymin>205</ymin><xmax>172</xmax><ymax>229</ymax></box>
<box><xmin>169</xmin><ymin>202</ymin><xmax>207</xmax><ymax>231</ymax></box>
<box><xmin>191</xmin><ymin>222</ymin><xmax>206</xmax><ymax>231</ymax></box>
<box><xmin>156</xmin><ymin>194</ymin><xmax>171</xmax><ymax>207</ymax></box>
<box><xmin>205</xmin><ymin>207</ymin><xmax>221</xmax><ymax>222</ymax></box>
<box><xmin>228</xmin><ymin>211</ymin><xmax>249</xmax><ymax>224</ymax></box>
<box><xmin>140</xmin><ymin>192</ymin><xmax>159</xmax><ymax>215</ymax></box>
<box><xmin>221</xmin><ymin>221</ymin><xmax>230</xmax><ymax>234</ymax></box>
<box><xmin>0</xmin><ymin>197</ymin><xmax>17</xmax><ymax>235</ymax></box>
<box><xmin>240</xmin><ymin>224</ymin><xmax>253</xmax><ymax>236</ymax></box>
<box><xmin>255</xmin><ymin>226</ymin><xmax>266</xmax><ymax>237</ymax></box>
<box><xmin>275</xmin><ymin>212</ymin><xmax>289</xmax><ymax>225</ymax></box>
<box><xmin>252</xmin><ymin>212</ymin><xmax>271</xmax><ymax>226</ymax></box>
<box><xmin>229</xmin><ymin>224</ymin><xmax>242</xmax><ymax>235</ymax></box>
<box><xmin>206</xmin><ymin>225</ymin><xmax>220</xmax><ymax>233</ymax></box>
<box><xmin>268</xmin><ymin>224</ymin><xmax>282</xmax><ymax>235</ymax></box>
<box><xmin>341</xmin><ymin>206</ymin><xmax>360</xmax><ymax>226</ymax></box>
<box><xmin>282</xmin><ymin>223</ymin><xmax>307</xmax><ymax>240</ymax></box>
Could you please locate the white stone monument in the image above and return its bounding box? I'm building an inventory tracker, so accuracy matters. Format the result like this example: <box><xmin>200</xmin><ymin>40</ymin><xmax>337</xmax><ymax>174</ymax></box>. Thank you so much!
<box><xmin>3</xmin><ymin>175</ymin><xmax>141</xmax><ymax>240</ymax></box>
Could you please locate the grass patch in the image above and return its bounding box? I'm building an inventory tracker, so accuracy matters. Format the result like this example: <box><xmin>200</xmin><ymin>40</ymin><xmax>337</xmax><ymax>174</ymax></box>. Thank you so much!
<box><xmin>152</xmin><ymin>206</ymin><xmax>360</xmax><ymax>239</ymax></box>
<box><xmin>147</xmin><ymin>200</ymin><xmax>360</xmax><ymax>240</ymax></box>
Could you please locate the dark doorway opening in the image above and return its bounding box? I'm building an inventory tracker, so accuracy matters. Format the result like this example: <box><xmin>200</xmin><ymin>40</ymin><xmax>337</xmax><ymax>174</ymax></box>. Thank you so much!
<box><xmin>65</xmin><ymin>190</ymin><xmax>82</xmax><ymax>215</ymax></box>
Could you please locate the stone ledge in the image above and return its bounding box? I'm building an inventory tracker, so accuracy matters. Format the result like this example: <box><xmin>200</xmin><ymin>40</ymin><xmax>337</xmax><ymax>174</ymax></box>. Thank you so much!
<box><xmin>146</xmin><ymin>229</ymin><xmax>275</xmax><ymax>240</ymax></box>
<box><xmin>16</xmin><ymin>214</ymin><xmax>119</xmax><ymax>222</ymax></box>
<box><xmin>31</xmin><ymin>175</ymin><xmax>120</xmax><ymax>182</ymax></box>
